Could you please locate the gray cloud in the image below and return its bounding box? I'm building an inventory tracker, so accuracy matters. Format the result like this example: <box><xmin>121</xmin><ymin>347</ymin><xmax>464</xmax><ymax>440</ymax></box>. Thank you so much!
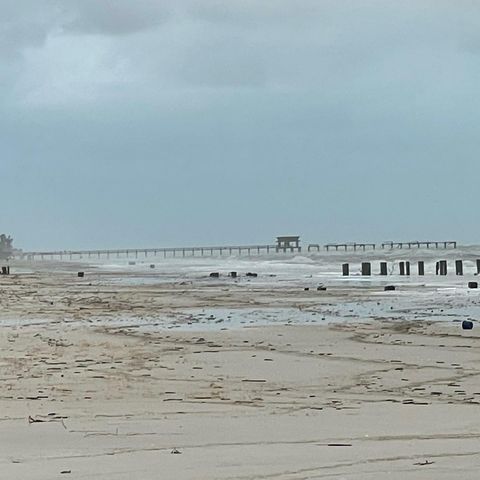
<box><xmin>0</xmin><ymin>0</ymin><xmax>169</xmax><ymax>62</ymax></box>
<box><xmin>0</xmin><ymin>1</ymin><xmax>60</xmax><ymax>57</ymax></box>
<box><xmin>1</xmin><ymin>1</ymin><xmax>480</xmax><ymax>248</ymax></box>
<box><xmin>60</xmin><ymin>0</ymin><xmax>170</xmax><ymax>36</ymax></box>
<box><xmin>185</xmin><ymin>0</ymin><xmax>326</xmax><ymax>27</ymax></box>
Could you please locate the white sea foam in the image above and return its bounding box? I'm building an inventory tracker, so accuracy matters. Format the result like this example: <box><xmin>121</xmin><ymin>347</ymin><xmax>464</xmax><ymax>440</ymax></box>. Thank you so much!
<box><xmin>14</xmin><ymin>247</ymin><xmax>479</xmax><ymax>331</ymax></box>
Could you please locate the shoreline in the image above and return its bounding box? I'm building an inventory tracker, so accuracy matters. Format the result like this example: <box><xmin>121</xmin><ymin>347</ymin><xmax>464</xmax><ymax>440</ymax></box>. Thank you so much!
<box><xmin>1</xmin><ymin>261</ymin><xmax>480</xmax><ymax>478</ymax></box>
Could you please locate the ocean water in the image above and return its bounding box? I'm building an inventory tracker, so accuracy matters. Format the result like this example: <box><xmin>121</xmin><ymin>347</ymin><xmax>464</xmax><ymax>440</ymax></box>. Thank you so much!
<box><xmin>85</xmin><ymin>246</ymin><xmax>480</xmax><ymax>289</ymax></box>
<box><xmin>12</xmin><ymin>246</ymin><xmax>480</xmax><ymax>330</ymax></box>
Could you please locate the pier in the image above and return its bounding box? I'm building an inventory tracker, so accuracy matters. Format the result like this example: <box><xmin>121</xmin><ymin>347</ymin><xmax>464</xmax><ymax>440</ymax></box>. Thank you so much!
<box><xmin>18</xmin><ymin>244</ymin><xmax>279</xmax><ymax>261</ymax></box>
<box><xmin>381</xmin><ymin>241</ymin><xmax>457</xmax><ymax>249</ymax></box>
<box><xmin>13</xmin><ymin>236</ymin><xmax>459</xmax><ymax>261</ymax></box>
<box><xmin>324</xmin><ymin>241</ymin><xmax>457</xmax><ymax>251</ymax></box>
<box><xmin>17</xmin><ymin>235</ymin><xmax>307</xmax><ymax>261</ymax></box>
<box><xmin>324</xmin><ymin>243</ymin><xmax>376</xmax><ymax>252</ymax></box>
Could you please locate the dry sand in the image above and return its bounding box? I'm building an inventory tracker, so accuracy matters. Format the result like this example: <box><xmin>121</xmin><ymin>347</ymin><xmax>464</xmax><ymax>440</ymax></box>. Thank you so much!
<box><xmin>1</xmin><ymin>261</ymin><xmax>480</xmax><ymax>479</ymax></box>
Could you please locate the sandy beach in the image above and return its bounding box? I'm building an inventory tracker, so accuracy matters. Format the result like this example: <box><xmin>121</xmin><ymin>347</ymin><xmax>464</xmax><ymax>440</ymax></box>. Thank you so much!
<box><xmin>1</xmin><ymin>255</ymin><xmax>480</xmax><ymax>479</ymax></box>
<box><xmin>4</xmin><ymin>0</ymin><xmax>480</xmax><ymax>477</ymax></box>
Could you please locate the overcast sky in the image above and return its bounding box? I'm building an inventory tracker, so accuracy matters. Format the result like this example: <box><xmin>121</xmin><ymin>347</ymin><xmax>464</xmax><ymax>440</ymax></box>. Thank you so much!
<box><xmin>1</xmin><ymin>1</ymin><xmax>479</xmax><ymax>250</ymax></box>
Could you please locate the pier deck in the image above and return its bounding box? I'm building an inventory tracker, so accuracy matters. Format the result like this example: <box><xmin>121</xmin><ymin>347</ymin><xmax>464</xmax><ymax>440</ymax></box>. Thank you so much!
<box><xmin>323</xmin><ymin>241</ymin><xmax>457</xmax><ymax>251</ymax></box>
<box><xmin>381</xmin><ymin>241</ymin><xmax>457</xmax><ymax>249</ymax></box>
<box><xmin>18</xmin><ymin>244</ymin><xmax>279</xmax><ymax>260</ymax></box>
<box><xmin>324</xmin><ymin>243</ymin><xmax>376</xmax><ymax>252</ymax></box>
<box><xmin>15</xmin><ymin>239</ymin><xmax>458</xmax><ymax>261</ymax></box>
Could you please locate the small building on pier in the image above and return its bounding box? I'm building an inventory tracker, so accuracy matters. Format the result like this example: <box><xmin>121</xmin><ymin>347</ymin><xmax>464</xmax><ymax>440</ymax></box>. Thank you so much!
<box><xmin>276</xmin><ymin>236</ymin><xmax>301</xmax><ymax>253</ymax></box>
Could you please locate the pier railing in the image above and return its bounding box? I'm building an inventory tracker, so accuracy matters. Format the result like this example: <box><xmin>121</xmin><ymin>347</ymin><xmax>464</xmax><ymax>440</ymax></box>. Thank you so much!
<box><xmin>323</xmin><ymin>241</ymin><xmax>457</xmax><ymax>252</ymax></box>
<box><xmin>18</xmin><ymin>244</ymin><xmax>286</xmax><ymax>260</ymax></box>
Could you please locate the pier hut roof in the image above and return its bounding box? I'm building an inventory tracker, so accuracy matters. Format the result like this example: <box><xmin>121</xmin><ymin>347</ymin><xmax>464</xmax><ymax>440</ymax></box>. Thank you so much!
<box><xmin>276</xmin><ymin>236</ymin><xmax>300</xmax><ymax>241</ymax></box>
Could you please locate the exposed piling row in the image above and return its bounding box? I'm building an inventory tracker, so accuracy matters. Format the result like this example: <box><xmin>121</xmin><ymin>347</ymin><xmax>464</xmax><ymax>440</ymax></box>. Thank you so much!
<box><xmin>341</xmin><ymin>260</ymin><xmax>475</xmax><ymax>277</ymax></box>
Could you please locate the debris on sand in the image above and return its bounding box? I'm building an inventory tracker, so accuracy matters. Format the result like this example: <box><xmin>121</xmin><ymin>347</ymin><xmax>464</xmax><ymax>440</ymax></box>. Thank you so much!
<box><xmin>462</xmin><ymin>320</ymin><xmax>474</xmax><ymax>330</ymax></box>
<box><xmin>28</xmin><ymin>416</ymin><xmax>44</xmax><ymax>424</ymax></box>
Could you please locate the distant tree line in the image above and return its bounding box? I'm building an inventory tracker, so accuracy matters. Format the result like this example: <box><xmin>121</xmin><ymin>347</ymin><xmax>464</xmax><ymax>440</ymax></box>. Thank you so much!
<box><xmin>0</xmin><ymin>234</ymin><xmax>13</xmax><ymax>259</ymax></box>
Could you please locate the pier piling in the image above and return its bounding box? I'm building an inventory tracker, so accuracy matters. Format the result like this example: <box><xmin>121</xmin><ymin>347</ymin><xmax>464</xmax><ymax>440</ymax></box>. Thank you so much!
<box><xmin>418</xmin><ymin>261</ymin><xmax>425</xmax><ymax>276</ymax></box>
<box><xmin>455</xmin><ymin>260</ymin><xmax>463</xmax><ymax>276</ymax></box>
<box><xmin>361</xmin><ymin>262</ymin><xmax>371</xmax><ymax>276</ymax></box>
<box><xmin>439</xmin><ymin>260</ymin><xmax>448</xmax><ymax>276</ymax></box>
<box><xmin>380</xmin><ymin>262</ymin><xmax>388</xmax><ymax>276</ymax></box>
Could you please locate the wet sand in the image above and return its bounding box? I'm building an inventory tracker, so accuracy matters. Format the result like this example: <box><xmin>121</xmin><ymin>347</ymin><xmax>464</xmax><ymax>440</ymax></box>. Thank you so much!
<box><xmin>1</xmin><ymin>261</ymin><xmax>480</xmax><ymax>479</ymax></box>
